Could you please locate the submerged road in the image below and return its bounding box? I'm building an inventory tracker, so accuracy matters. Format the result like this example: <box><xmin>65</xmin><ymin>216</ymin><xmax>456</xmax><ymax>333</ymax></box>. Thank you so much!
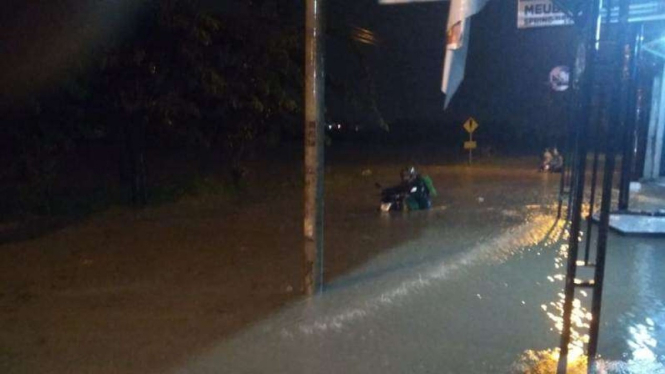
<box><xmin>172</xmin><ymin>164</ymin><xmax>665</xmax><ymax>374</ymax></box>
<box><xmin>2</xmin><ymin>161</ymin><xmax>663</xmax><ymax>374</ymax></box>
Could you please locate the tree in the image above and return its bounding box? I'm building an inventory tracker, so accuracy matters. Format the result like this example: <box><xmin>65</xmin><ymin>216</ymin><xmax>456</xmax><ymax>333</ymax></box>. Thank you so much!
<box><xmin>95</xmin><ymin>0</ymin><xmax>301</xmax><ymax>202</ymax></box>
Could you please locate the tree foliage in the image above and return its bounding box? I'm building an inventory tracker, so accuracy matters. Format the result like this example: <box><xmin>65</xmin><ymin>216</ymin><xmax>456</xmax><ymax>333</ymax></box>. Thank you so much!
<box><xmin>90</xmin><ymin>0</ymin><xmax>303</xmax><ymax>201</ymax></box>
<box><xmin>98</xmin><ymin>0</ymin><xmax>301</xmax><ymax>152</ymax></box>
<box><xmin>0</xmin><ymin>0</ymin><xmax>389</xmax><ymax>214</ymax></box>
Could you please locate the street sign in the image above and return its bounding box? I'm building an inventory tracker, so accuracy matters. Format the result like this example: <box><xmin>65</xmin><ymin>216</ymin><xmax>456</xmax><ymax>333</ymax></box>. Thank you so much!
<box><xmin>518</xmin><ymin>0</ymin><xmax>665</xmax><ymax>28</ymax></box>
<box><xmin>517</xmin><ymin>0</ymin><xmax>574</xmax><ymax>28</ymax></box>
<box><xmin>549</xmin><ymin>65</ymin><xmax>570</xmax><ymax>91</ymax></box>
<box><xmin>463</xmin><ymin>117</ymin><xmax>479</xmax><ymax>133</ymax></box>
<box><xmin>463</xmin><ymin>117</ymin><xmax>479</xmax><ymax>164</ymax></box>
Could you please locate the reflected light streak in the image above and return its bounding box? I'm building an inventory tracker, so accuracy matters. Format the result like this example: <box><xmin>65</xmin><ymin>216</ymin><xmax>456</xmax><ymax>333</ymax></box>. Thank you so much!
<box><xmin>288</xmin><ymin>214</ymin><xmax>557</xmax><ymax>337</ymax></box>
<box><xmin>514</xmin><ymin>223</ymin><xmax>592</xmax><ymax>373</ymax></box>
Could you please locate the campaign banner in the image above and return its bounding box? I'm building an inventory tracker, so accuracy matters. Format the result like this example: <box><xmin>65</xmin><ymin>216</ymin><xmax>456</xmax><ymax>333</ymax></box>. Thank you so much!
<box><xmin>517</xmin><ymin>0</ymin><xmax>574</xmax><ymax>28</ymax></box>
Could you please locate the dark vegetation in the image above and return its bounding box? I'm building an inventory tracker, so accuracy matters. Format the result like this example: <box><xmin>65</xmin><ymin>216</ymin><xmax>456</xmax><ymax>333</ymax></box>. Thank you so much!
<box><xmin>1</xmin><ymin>0</ymin><xmax>301</xmax><ymax>217</ymax></box>
<box><xmin>0</xmin><ymin>0</ymin><xmax>340</xmax><ymax>223</ymax></box>
<box><xmin>0</xmin><ymin>0</ymin><xmax>566</xmax><ymax>228</ymax></box>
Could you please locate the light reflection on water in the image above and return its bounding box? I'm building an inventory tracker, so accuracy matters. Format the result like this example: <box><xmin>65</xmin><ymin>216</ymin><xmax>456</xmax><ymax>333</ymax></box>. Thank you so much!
<box><xmin>289</xmin><ymin>212</ymin><xmax>560</xmax><ymax>337</ymax></box>
<box><xmin>604</xmin><ymin>242</ymin><xmax>665</xmax><ymax>374</ymax></box>
<box><xmin>515</xmin><ymin>225</ymin><xmax>665</xmax><ymax>373</ymax></box>
<box><xmin>513</xmin><ymin>221</ymin><xmax>592</xmax><ymax>374</ymax></box>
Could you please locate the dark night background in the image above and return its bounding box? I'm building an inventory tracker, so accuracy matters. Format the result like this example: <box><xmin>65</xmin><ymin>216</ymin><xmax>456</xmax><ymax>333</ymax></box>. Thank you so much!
<box><xmin>0</xmin><ymin>0</ymin><xmax>575</xmax><ymax>219</ymax></box>
<box><xmin>326</xmin><ymin>0</ymin><xmax>575</xmax><ymax>144</ymax></box>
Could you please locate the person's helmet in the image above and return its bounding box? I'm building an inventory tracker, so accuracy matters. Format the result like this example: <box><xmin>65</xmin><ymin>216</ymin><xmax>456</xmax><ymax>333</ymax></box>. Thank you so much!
<box><xmin>401</xmin><ymin>166</ymin><xmax>417</xmax><ymax>182</ymax></box>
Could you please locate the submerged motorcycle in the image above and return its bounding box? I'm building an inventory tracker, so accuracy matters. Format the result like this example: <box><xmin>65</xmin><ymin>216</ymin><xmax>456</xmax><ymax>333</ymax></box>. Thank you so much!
<box><xmin>379</xmin><ymin>179</ymin><xmax>434</xmax><ymax>212</ymax></box>
<box><xmin>379</xmin><ymin>186</ymin><xmax>410</xmax><ymax>212</ymax></box>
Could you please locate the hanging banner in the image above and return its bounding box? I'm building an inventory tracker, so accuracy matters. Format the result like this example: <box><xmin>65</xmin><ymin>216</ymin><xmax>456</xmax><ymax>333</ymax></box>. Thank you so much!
<box><xmin>441</xmin><ymin>0</ymin><xmax>489</xmax><ymax>109</ymax></box>
<box><xmin>446</xmin><ymin>20</ymin><xmax>464</xmax><ymax>50</ymax></box>
<box><xmin>517</xmin><ymin>0</ymin><xmax>573</xmax><ymax>28</ymax></box>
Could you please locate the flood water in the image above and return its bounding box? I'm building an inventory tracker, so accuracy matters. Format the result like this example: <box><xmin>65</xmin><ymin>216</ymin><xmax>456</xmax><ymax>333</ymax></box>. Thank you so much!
<box><xmin>170</xmin><ymin>164</ymin><xmax>665</xmax><ymax>373</ymax></box>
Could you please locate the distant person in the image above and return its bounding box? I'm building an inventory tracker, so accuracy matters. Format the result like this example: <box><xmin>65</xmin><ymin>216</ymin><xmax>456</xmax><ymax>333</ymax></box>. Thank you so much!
<box><xmin>550</xmin><ymin>148</ymin><xmax>563</xmax><ymax>173</ymax></box>
<box><xmin>539</xmin><ymin>148</ymin><xmax>553</xmax><ymax>172</ymax></box>
<box><xmin>399</xmin><ymin>166</ymin><xmax>437</xmax><ymax>210</ymax></box>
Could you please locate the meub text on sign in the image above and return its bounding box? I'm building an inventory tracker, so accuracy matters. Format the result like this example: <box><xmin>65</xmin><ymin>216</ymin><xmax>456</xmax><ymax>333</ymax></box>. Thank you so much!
<box><xmin>517</xmin><ymin>0</ymin><xmax>574</xmax><ymax>28</ymax></box>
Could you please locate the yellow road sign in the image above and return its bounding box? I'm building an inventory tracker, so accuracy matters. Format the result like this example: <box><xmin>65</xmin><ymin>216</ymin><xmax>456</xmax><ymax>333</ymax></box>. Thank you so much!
<box><xmin>463</xmin><ymin>118</ymin><xmax>479</xmax><ymax>133</ymax></box>
<box><xmin>464</xmin><ymin>141</ymin><xmax>477</xmax><ymax>150</ymax></box>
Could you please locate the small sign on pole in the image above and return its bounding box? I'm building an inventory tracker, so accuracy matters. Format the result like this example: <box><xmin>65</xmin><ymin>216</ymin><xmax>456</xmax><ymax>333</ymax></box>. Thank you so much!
<box><xmin>463</xmin><ymin>117</ymin><xmax>479</xmax><ymax>133</ymax></box>
<box><xmin>463</xmin><ymin>117</ymin><xmax>479</xmax><ymax>164</ymax></box>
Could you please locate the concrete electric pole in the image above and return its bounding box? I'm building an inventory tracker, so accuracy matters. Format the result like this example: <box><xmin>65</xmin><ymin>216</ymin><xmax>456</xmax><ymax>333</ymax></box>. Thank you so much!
<box><xmin>303</xmin><ymin>0</ymin><xmax>325</xmax><ymax>296</ymax></box>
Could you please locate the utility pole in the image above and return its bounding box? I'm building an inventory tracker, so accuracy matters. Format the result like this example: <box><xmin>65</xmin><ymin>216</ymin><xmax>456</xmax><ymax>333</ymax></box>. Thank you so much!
<box><xmin>304</xmin><ymin>0</ymin><xmax>325</xmax><ymax>296</ymax></box>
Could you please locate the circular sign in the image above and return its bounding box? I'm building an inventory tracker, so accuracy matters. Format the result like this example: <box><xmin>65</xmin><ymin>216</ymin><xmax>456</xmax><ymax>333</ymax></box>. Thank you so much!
<box><xmin>549</xmin><ymin>65</ymin><xmax>571</xmax><ymax>92</ymax></box>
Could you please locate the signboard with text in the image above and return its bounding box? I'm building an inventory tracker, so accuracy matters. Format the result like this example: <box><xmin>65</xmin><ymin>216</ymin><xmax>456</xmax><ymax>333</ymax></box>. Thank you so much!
<box><xmin>517</xmin><ymin>0</ymin><xmax>665</xmax><ymax>28</ymax></box>
<box><xmin>517</xmin><ymin>0</ymin><xmax>574</xmax><ymax>28</ymax></box>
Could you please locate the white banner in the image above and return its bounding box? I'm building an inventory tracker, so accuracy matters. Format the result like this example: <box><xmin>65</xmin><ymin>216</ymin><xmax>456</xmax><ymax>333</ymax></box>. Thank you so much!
<box><xmin>442</xmin><ymin>0</ymin><xmax>489</xmax><ymax>108</ymax></box>
<box><xmin>517</xmin><ymin>0</ymin><xmax>574</xmax><ymax>29</ymax></box>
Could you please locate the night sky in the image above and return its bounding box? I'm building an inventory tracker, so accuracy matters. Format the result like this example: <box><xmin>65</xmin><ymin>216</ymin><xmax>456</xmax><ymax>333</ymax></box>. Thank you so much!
<box><xmin>0</xmin><ymin>0</ymin><xmax>145</xmax><ymax>102</ymax></box>
<box><xmin>328</xmin><ymin>0</ymin><xmax>576</xmax><ymax>133</ymax></box>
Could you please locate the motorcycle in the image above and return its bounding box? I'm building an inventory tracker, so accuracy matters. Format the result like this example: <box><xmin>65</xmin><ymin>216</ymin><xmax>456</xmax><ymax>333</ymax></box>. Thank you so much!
<box><xmin>380</xmin><ymin>186</ymin><xmax>407</xmax><ymax>212</ymax></box>
<box><xmin>378</xmin><ymin>184</ymin><xmax>428</xmax><ymax>212</ymax></box>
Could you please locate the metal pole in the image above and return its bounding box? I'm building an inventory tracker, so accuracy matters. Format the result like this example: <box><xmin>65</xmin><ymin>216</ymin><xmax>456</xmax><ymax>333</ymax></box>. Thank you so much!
<box><xmin>586</xmin><ymin>108</ymin><xmax>616</xmax><ymax>373</ymax></box>
<box><xmin>584</xmin><ymin>0</ymin><xmax>616</xmax><ymax>260</ymax></box>
<box><xmin>557</xmin><ymin>153</ymin><xmax>567</xmax><ymax>219</ymax></box>
<box><xmin>567</xmin><ymin>117</ymin><xmax>581</xmax><ymax>222</ymax></box>
<box><xmin>587</xmin><ymin>0</ymin><xmax>630</xmax><ymax>370</ymax></box>
<box><xmin>304</xmin><ymin>0</ymin><xmax>325</xmax><ymax>296</ymax></box>
<box><xmin>618</xmin><ymin>24</ymin><xmax>644</xmax><ymax>211</ymax></box>
<box><xmin>469</xmin><ymin>132</ymin><xmax>473</xmax><ymax>165</ymax></box>
<box><xmin>557</xmin><ymin>1</ymin><xmax>602</xmax><ymax>372</ymax></box>
<box><xmin>584</xmin><ymin>109</ymin><xmax>603</xmax><ymax>265</ymax></box>
<box><xmin>558</xmin><ymin>92</ymin><xmax>576</xmax><ymax>220</ymax></box>
<box><xmin>564</xmin><ymin>88</ymin><xmax>581</xmax><ymax>222</ymax></box>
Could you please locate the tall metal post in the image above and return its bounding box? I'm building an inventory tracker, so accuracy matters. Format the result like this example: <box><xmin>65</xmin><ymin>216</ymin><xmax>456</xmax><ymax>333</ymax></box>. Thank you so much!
<box><xmin>566</xmin><ymin>117</ymin><xmax>581</xmax><ymax>221</ymax></box>
<box><xmin>557</xmin><ymin>148</ymin><xmax>567</xmax><ymax>219</ymax></box>
<box><xmin>304</xmin><ymin>0</ymin><xmax>325</xmax><ymax>296</ymax></box>
<box><xmin>584</xmin><ymin>114</ymin><xmax>603</xmax><ymax>265</ymax></box>
<box><xmin>587</xmin><ymin>0</ymin><xmax>631</xmax><ymax>370</ymax></box>
<box><xmin>556</xmin><ymin>1</ymin><xmax>602</xmax><ymax>372</ymax></box>
<box><xmin>618</xmin><ymin>24</ymin><xmax>644</xmax><ymax>211</ymax></box>
<box><xmin>583</xmin><ymin>1</ymin><xmax>614</xmax><ymax>263</ymax></box>
<box><xmin>586</xmin><ymin>108</ymin><xmax>616</xmax><ymax>372</ymax></box>
<box><xmin>558</xmin><ymin>92</ymin><xmax>576</xmax><ymax>220</ymax></box>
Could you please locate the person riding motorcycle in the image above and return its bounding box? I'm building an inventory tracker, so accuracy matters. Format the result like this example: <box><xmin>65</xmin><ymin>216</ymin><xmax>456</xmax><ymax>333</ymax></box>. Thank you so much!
<box><xmin>395</xmin><ymin>166</ymin><xmax>436</xmax><ymax>210</ymax></box>
<box><xmin>539</xmin><ymin>147</ymin><xmax>563</xmax><ymax>173</ymax></box>
<box><xmin>401</xmin><ymin>166</ymin><xmax>435</xmax><ymax>210</ymax></box>
<box><xmin>549</xmin><ymin>148</ymin><xmax>563</xmax><ymax>173</ymax></box>
<box><xmin>379</xmin><ymin>166</ymin><xmax>437</xmax><ymax>211</ymax></box>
